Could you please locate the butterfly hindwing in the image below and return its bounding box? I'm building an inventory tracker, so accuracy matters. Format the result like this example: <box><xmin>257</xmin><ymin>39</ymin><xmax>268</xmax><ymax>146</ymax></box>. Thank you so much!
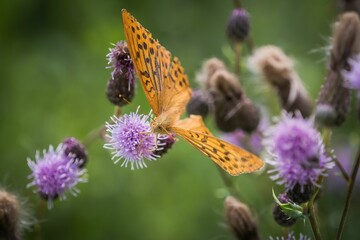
<box><xmin>171</xmin><ymin>116</ymin><xmax>264</xmax><ymax>176</ymax></box>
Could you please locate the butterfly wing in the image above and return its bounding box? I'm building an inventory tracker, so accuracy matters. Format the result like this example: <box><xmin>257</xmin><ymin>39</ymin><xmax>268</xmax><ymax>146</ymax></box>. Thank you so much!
<box><xmin>122</xmin><ymin>9</ymin><xmax>167</xmax><ymax>116</ymax></box>
<box><xmin>171</xmin><ymin>115</ymin><xmax>264</xmax><ymax>176</ymax></box>
<box><xmin>122</xmin><ymin>9</ymin><xmax>191</xmax><ymax>120</ymax></box>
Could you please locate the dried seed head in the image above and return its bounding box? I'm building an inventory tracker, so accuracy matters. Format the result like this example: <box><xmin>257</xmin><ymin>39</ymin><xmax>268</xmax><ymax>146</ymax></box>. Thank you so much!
<box><xmin>186</xmin><ymin>89</ymin><xmax>210</xmax><ymax>118</ymax></box>
<box><xmin>248</xmin><ymin>45</ymin><xmax>313</xmax><ymax>117</ymax></box>
<box><xmin>316</xmin><ymin>13</ymin><xmax>360</xmax><ymax>126</ymax></box>
<box><xmin>0</xmin><ymin>190</ymin><xmax>21</xmax><ymax>240</ymax></box>
<box><xmin>226</xmin><ymin>8</ymin><xmax>251</xmax><ymax>43</ymax></box>
<box><xmin>196</xmin><ymin>58</ymin><xmax>227</xmax><ymax>88</ymax></box>
<box><xmin>339</xmin><ymin>0</ymin><xmax>360</xmax><ymax>14</ymax></box>
<box><xmin>210</xmin><ymin>70</ymin><xmax>260</xmax><ymax>133</ymax></box>
<box><xmin>331</xmin><ymin>12</ymin><xmax>360</xmax><ymax>70</ymax></box>
<box><xmin>224</xmin><ymin>196</ymin><xmax>260</xmax><ymax>240</ymax></box>
<box><xmin>316</xmin><ymin>69</ymin><xmax>352</xmax><ymax>126</ymax></box>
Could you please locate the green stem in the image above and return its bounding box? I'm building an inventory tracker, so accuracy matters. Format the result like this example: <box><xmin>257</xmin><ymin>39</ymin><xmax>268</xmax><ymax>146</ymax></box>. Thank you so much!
<box><xmin>332</xmin><ymin>154</ymin><xmax>350</xmax><ymax>182</ymax></box>
<box><xmin>308</xmin><ymin>202</ymin><xmax>322</xmax><ymax>240</ymax></box>
<box><xmin>336</xmin><ymin>146</ymin><xmax>360</xmax><ymax>240</ymax></box>
<box><xmin>35</xmin><ymin>199</ymin><xmax>46</xmax><ymax>240</ymax></box>
<box><xmin>232</xmin><ymin>0</ymin><xmax>241</xmax><ymax>8</ymax></box>
<box><xmin>234</xmin><ymin>43</ymin><xmax>242</xmax><ymax>76</ymax></box>
<box><xmin>82</xmin><ymin>106</ymin><xmax>122</xmax><ymax>147</ymax></box>
<box><xmin>216</xmin><ymin>166</ymin><xmax>242</xmax><ymax>199</ymax></box>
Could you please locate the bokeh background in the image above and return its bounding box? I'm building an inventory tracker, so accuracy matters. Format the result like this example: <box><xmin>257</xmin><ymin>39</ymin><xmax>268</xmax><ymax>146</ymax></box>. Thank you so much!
<box><xmin>1</xmin><ymin>0</ymin><xmax>359</xmax><ymax>239</ymax></box>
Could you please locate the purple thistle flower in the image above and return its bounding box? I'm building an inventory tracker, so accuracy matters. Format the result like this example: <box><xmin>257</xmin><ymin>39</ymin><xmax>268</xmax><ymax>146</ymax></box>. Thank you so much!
<box><xmin>104</xmin><ymin>111</ymin><xmax>159</xmax><ymax>169</ymax></box>
<box><xmin>268</xmin><ymin>232</ymin><xmax>310</xmax><ymax>240</ymax></box>
<box><xmin>342</xmin><ymin>54</ymin><xmax>360</xmax><ymax>91</ymax></box>
<box><xmin>27</xmin><ymin>145</ymin><xmax>87</xmax><ymax>208</ymax></box>
<box><xmin>106</xmin><ymin>41</ymin><xmax>134</xmax><ymax>79</ymax></box>
<box><xmin>263</xmin><ymin>112</ymin><xmax>333</xmax><ymax>190</ymax></box>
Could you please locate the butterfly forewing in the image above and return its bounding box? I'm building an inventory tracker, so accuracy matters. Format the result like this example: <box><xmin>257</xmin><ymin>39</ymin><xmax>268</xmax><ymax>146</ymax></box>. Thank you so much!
<box><xmin>172</xmin><ymin>116</ymin><xmax>264</xmax><ymax>176</ymax></box>
<box><xmin>122</xmin><ymin>9</ymin><xmax>165</xmax><ymax>116</ymax></box>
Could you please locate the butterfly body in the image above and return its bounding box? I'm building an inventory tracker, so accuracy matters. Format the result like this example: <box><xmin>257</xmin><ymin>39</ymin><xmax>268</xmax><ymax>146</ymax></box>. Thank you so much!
<box><xmin>122</xmin><ymin>9</ymin><xmax>264</xmax><ymax>175</ymax></box>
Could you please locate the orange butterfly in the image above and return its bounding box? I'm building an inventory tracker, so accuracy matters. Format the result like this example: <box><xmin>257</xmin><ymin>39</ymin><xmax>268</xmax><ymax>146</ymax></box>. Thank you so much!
<box><xmin>122</xmin><ymin>9</ymin><xmax>264</xmax><ymax>175</ymax></box>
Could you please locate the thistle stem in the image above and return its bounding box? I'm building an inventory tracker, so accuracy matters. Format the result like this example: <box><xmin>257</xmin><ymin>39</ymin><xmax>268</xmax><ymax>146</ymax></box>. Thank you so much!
<box><xmin>35</xmin><ymin>199</ymin><xmax>46</xmax><ymax>240</ymax></box>
<box><xmin>82</xmin><ymin>106</ymin><xmax>122</xmax><ymax>147</ymax></box>
<box><xmin>336</xmin><ymin>146</ymin><xmax>360</xmax><ymax>240</ymax></box>
<box><xmin>216</xmin><ymin>166</ymin><xmax>242</xmax><ymax>199</ymax></box>
<box><xmin>232</xmin><ymin>0</ymin><xmax>241</xmax><ymax>8</ymax></box>
<box><xmin>332</xmin><ymin>155</ymin><xmax>350</xmax><ymax>182</ymax></box>
<box><xmin>308</xmin><ymin>202</ymin><xmax>322</xmax><ymax>240</ymax></box>
<box><xmin>234</xmin><ymin>43</ymin><xmax>242</xmax><ymax>76</ymax></box>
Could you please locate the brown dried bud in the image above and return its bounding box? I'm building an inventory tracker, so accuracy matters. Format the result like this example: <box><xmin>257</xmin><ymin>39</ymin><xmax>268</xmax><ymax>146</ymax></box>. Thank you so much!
<box><xmin>196</xmin><ymin>58</ymin><xmax>227</xmax><ymax>88</ymax></box>
<box><xmin>316</xmin><ymin>13</ymin><xmax>360</xmax><ymax>126</ymax></box>
<box><xmin>224</xmin><ymin>196</ymin><xmax>260</xmax><ymax>240</ymax></box>
<box><xmin>331</xmin><ymin>12</ymin><xmax>360</xmax><ymax>70</ymax></box>
<box><xmin>248</xmin><ymin>45</ymin><xmax>313</xmax><ymax>117</ymax></box>
<box><xmin>316</xmin><ymin>71</ymin><xmax>351</xmax><ymax>126</ymax></box>
<box><xmin>339</xmin><ymin>0</ymin><xmax>360</xmax><ymax>15</ymax></box>
<box><xmin>0</xmin><ymin>190</ymin><xmax>21</xmax><ymax>240</ymax></box>
<box><xmin>210</xmin><ymin>70</ymin><xmax>260</xmax><ymax>133</ymax></box>
<box><xmin>186</xmin><ymin>89</ymin><xmax>210</xmax><ymax>118</ymax></box>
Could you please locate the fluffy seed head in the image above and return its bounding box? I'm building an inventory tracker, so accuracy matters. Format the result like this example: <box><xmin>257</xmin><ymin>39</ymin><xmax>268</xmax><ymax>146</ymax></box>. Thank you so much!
<box><xmin>248</xmin><ymin>45</ymin><xmax>312</xmax><ymax>117</ymax></box>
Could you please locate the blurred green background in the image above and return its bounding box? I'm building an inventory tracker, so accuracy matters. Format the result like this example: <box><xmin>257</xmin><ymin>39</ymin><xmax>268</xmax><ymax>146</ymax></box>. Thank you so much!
<box><xmin>1</xmin><ymin>0</ymin><xmax>359</xmax><ymax>239</ymax></box>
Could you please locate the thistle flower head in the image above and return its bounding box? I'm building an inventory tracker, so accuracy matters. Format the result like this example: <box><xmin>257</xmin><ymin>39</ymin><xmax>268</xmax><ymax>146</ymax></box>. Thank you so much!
<box><xmin>106</xmin><ymin>41</ymin><xmax>134</xmax><ymax>77</ymax></box>
<box><xmin>264</xmin><ymin>112</ymin><xmax>333</xmax><ymax>190</ymax></box>
<box><xmin>106</xmin><ymin>41</ymin><xmax>136</xmax><ymax>106</ymax></box>
<box><xmin>27</xmin><ymin>145</ymin><xmax>87</xmax><ymax>208</ymax></box>
<box><xmin>226</xmin><ymin>8</ymin><xmax>250</xmax><ymax>42</ymax></box>
<box><xmin>342</xmin><ymin>54</ymin><xmax>360</xmax><ymax>90</ymax></box>
<box><xmin>104</xmin><ymin>111</ymin><xmax>159</xmax><ymax>169</ymax></box>
<box><xmin>269</xmin><ymin>232</ymin><xmax>310</xmax><ymax>240</ymax></box>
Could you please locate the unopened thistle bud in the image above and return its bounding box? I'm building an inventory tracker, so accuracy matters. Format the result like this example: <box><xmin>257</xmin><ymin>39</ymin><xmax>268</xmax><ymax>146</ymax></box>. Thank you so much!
<box><xmin>226</xmin><ymin>8</ymin><xmax>250</xmax><ymax>42</ymax></box>
<box><xmin>248</xmin><ymin>45</ymin><xmax>313</xmax><ymax>117</ymax></box>
<box><xmin>210</xmin><ymin>70</ymin><xmax>260</xmax><ymax>133</ymax></box>
<box><xmin>186</xmin><ymin>89</ymin><xmax>210</xmax><ymax>118</ymax></box>
<box><xmin>62</xmin><ymin>137</ymin><xmax>88</xmax><ymax>168</ymax></box>
<box><xmin>153</xmin><ymin>134</ymin><xmax>176</xmax><ymax>157</ymax></box>
<box><xmin>224</xmin><ymin>196</ymin><xmax>260</xmax><ymax>240</ymax></box>
<box><xmin>0</xmin><ymin>190</ymin><xmax>21</xmax><ymax>240</ymax></box>
<box><xmin>316</xmin><ymin>13</ymin><xmax>360</xmax><ymax>126</ymax></box>
<box><xmin>106</xmin><ymin>41</ymin><xmax>136</xmax><ymax>106</ymax></box>
<box><xmin>286</xmin><ymin>183</ymin><xmax>315</xmax><ymax>204</ymax></box>
<box><xmin>272</xmin><ymin>194</ymin><xmax>297</xmax><ymax>227</ymax></box>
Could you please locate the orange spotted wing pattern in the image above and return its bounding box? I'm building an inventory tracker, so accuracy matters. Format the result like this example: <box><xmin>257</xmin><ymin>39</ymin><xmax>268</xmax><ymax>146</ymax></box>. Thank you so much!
<box><xmin>122</xmin><ymin>9</ymin><xmax>264</xmax><ymax>175</ymax></box>
<box><xmin>171</xmin><ymin>116</ymin><xmax>263</xmax><ymax>175</ymax></box>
